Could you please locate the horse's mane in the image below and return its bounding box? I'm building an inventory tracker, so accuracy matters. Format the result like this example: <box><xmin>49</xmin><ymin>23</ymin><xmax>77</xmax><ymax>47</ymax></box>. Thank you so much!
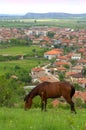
<box><xmin>24</xmin><ymin>88</ymin><xmax>35</xmax><ymax>102</ymax></box>
<box><xmin>24</xmin><ymin>81</ymin><xmax>50</xmax><ymax>102</ymax></box>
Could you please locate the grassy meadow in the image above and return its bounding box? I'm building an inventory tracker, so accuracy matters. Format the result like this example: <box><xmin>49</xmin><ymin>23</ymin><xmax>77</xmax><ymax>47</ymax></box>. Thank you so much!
<box><xmin>0</xmin><ymin>59</ymin><xmax>47</xmax><ymax>75</ymax></box>
<box><xmin>0</xmin><ymin>45</ymin><xmax>46</xmax><ymax>56</ymax></box>
<box><xmin>0</xmin><ymin>107</ymin><xmax>86</xmax><ymax>130</ymax></box>
<box><xmin>0</xmin><ymin>45</ymin><xmax>49</xmax><ymax>75</ymax></box>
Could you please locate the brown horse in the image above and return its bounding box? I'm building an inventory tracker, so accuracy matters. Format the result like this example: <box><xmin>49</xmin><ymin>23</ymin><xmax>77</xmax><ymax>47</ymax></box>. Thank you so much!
<box><xmin>24</xmin><ymin>81</ymin><xmax>76</xmax><ymax>113</ymax></box>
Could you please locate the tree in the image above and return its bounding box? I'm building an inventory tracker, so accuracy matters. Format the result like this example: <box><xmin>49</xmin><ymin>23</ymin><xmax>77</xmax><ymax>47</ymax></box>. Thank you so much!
<box><xmin>58</xmin><ymin>72</ymin><xmax>65</xmax><ymax>81</ymax></box>
<box><xmin>34</xmin><ymin>19</ymin><xmax>37</xmax><ymax>23</ymax></box>
<box><xmin>47</xmin><ymin>31</ymin><xmax>55</xmax><ymax>38</ymax></box>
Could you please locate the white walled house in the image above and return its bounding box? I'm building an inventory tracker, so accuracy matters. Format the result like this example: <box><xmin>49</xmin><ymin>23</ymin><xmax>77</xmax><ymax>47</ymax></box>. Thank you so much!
<box><xmin>71</xmin><ymin>53</ymin><xmax>81</xmax><ymax>60</ymax></box>
<box><xmin>44</xmin><ymin>49</ymin><xmax>63</xmax><ymax>60</ymax></box>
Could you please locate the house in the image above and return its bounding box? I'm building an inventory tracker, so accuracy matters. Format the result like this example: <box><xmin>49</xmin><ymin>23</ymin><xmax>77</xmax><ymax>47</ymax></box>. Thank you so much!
<box><xmin>57</xmin><ymin>66</ymin><xmax>66</xmax><ymax>72</ymax></box>
<box><xmin>66</xmin><ymin>72</ymin><xmax>84</xmax><ymax>83</ymax></box>
<box><xmin>77</xmin><ymin>59</ymin><xmax>86</xmax><ymax>66</ymax></box>
<box><xmin>55</xmin><ymin>61</ymin><xmax>71</xmax><ymax>67</ymax></box>
<box><xmin>56</xmin><ymin>55</ymin><xmax>69</xmax><ymax>62</ymax></box>
<box><xmin>71</xmin><ymin>53</ymin><xmax>81</xmax><ymax>60</ymax></box>
<box><xmin>72</xmin><ymin>65</ymin><xmax>83</xmax><ymax>73</ymax></box>
<box><xmin>78</xmin><ymin>78</ymin><xmax>86</xmax><ymax>88</ymax></box>
<box><xmin>31</xmin><ymin>67</ymin><xmax>47</xmax><ymax>82</ymax></box>
<box><xmin>39</xmin><ymin>75</ymin><xmax>58</xmax><ymax>83</ymax></box>
<box><xmin>44</xmin><ymin>49</ymin><xmax>63</xmax><ymax>60</ymax></box>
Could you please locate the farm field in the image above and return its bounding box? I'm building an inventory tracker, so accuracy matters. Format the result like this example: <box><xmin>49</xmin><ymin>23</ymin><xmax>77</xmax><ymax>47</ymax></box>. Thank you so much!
<box><xmin>0</xmin><ymin>18</ymin><xmax>86</xmax><ymax>29</ymax></box>
<box><xmin>0</xmin><ymin>45</ymin><xmax>46</xmax><ymax>56</ymax></box>
<box><xmin>0</xmin><ymin>45</ymin><xmax>49</xmax><ymax>75</ymax></box>
<box><xmin>0</xmin><ymin>107</ymin><xmax>86</xmax><ymax>130</ymax></box>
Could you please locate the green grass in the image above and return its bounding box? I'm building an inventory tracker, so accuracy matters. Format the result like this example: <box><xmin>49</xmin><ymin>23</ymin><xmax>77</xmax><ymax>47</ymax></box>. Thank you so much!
<box><xmin>0</xmin><ymin>45</ymin><xmax>49</xmax><ymax>75</ymax></box>
<box><xmin>0</xmin><ymin>58</ymin><xmax>48</xmax><ymax>75</ymax></box>
<box><xmin>0</xmin><ymin>107</ymin><xmax>86</xmax><ymax>130</ymax></box>
<box><xmin>0</xmin><ymin>46</ymin><xmax>45</xmax><ymax>56</ymax></box>
<box><xmin>0</xmin><ymin>18</ymin><xmax>86</xmax><ymax>29</ymax></box>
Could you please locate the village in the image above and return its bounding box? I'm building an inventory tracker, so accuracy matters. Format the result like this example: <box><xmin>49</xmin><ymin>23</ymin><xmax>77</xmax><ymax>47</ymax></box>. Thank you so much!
<box><xmin>1</xmin><ymin>1</ymin><xmax>86</xmax><ymax>129</ymax></box>
<box><xmin>0</xmin><ymin>26</ymin><xmax>86</xmax><ymax>88</ymax></box>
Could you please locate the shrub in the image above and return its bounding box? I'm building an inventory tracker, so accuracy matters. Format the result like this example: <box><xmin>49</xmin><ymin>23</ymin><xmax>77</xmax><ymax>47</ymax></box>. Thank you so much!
<box><xmin>74</xmin><ymin>98</ymin><xmax>86</xmax><ymax>108</ymax></box>
<box><xmin>0</xmin><ymin>75</ymin><xmax>24</xmax><ymax>107</ymax></box>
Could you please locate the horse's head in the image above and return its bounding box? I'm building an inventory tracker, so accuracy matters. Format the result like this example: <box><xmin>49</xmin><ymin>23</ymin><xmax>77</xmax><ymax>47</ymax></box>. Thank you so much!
<box><xmin>24</xmin><ymin>94</ymin><xmax>32</xmax><ymax>110</ymax></box>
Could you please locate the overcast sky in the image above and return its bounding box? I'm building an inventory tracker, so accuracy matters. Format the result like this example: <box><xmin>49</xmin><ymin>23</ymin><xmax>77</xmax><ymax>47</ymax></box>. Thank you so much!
<box><xmin>0</xmin><ymin>0</ymin><xmax>86</xmax><ymax>15</ymax></box>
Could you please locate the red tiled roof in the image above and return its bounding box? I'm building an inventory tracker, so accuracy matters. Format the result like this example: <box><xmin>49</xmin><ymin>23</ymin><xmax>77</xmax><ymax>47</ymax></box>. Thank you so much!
<box><xmin>57</xmin><ymin>55</ymin><xmax>69</xmax><ymax>60</ymax></box>
<box><xmin>55</xmin><ymin>61</ymin><xmax>70</xmax><ymax>66</ymax></box>
<box><xmin>43</xmin><ymin>36</ymin><xmax>50</xmax><ymax>41</ymax></box>
<box><xmin>78</xmin><ymin>59</ymin><xmax>86</xmax><ymax>63</ymax></box>
<box><xmin>66</xmin><ymin>72</ymin><xmax>77</xmax><ymax>76</ymax></box>
<box><xmin>45</xmin><ymin>49</ymin><xmax>63</xmax><ymax>55</ymax></box>
<box><xmin>78</xmin><ymin>78</ymin><xmax>86</xmax><ymax>84</ymax></box>
<box><xmin>79</xmin><ymin>48</ymin><xmax>86</xmax><ymax>52</ymax></box>
<box><xmin>57</xmin><ymin>67</ymin><xmax>66</xmax><ymax>71</ymax></box>
<box><xmin>32</xmin><ymin>67</ymin><xmax>44</xmax><ymax>72</ymax></box>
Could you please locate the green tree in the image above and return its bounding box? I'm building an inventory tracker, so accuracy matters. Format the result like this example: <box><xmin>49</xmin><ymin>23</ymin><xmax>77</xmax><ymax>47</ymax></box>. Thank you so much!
<box><xmin>47</xmin><ymin>31</ymin><xmax>55</xmax><ymax>38</ymax></box>
<box><xmin>58</xmin><ymin>72</ymin><xmax>65</xmax><ymax>81</ymax></box>
<box><xmin>0</xmin><ymin>75</ymin><xmax>24</xmax><ymax>107</ymax></box>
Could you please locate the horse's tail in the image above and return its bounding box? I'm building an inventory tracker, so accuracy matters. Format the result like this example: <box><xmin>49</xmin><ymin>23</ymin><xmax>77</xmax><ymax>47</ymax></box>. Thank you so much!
<box><xmin>70</xmin><ymin>85</ymin><xmax>75</xmax><ymax>98</ymax></box>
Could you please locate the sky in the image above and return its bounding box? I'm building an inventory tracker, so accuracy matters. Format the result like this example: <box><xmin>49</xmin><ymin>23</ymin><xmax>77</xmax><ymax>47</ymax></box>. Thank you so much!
<box><xmin>0</xmin><ymin>0</ymin><xmax>86</xmax><ymax>15</ymax></box>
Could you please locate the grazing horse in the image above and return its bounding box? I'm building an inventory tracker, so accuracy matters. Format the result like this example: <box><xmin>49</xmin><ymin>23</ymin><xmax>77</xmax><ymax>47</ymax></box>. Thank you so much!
<box><xmin>24</xmin><ymin>81</ymin><xmax>76</xmax><ymax>113</ymax></box>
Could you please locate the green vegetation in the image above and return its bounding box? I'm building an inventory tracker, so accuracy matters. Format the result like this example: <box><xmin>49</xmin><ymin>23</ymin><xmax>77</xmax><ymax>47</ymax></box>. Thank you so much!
<box><xmin>0</xmin><ymin>59</ymin><xmax>48</xmax><ymax>75</ymax></box>
<box><xmin>0</xmin><ymin>18</ymin><xmax>86</xmax><ymax>129</ymax></box>
<box><xmin>0</xmin><ymin>43</ymin><xmax>47</xmax><ymax>56</ymax></box>
<box><xmin>0</xmin><ymin>44</ymin><xmax>49</xmax><ymax>107</ymax></box>
<box><xmin>0</xmin><ymin>107</ymin><xmax>86</xmax><ymax>130</ymax></box>
<box><xmin>0</xmin><ymin>18</ymin><xmax>86</xmax><ymax>29</ymax></box>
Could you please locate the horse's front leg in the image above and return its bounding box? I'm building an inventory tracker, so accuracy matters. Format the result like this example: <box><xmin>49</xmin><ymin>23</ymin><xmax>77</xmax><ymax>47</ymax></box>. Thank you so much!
<box><xmin>66</xmin><ymin>98</ymin><xmax>76</xmax><ymax>114</ymax></box>
<box><xmin>44</xmin><ymin>99</ymin><xmax>47</xmax><ymax>111</ymax></box>
<box><xmin>41</xmin><ymin>98</ymin><xmax>47</xmax><ymax>111</ymax></box>
<box><xmin>41</xmin><ymin>99</ymin><xmax>44</xmax><ymax>111</ymax></box>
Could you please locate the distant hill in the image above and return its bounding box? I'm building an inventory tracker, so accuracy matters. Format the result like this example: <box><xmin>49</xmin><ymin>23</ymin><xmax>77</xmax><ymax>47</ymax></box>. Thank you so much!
<box><xmin>0</xmin><ymin>14</ymin><xmax>22</xmax><ymax>19</ymax></box>
<box><xmin>23</xmin><ymin>12</ymin><xmax>86</xmax><ymax>19</ymax></box>
<box><xmin>0</xmin><ymin>13</ymin><xmax>86</xmax><ymax>19</ymax></box>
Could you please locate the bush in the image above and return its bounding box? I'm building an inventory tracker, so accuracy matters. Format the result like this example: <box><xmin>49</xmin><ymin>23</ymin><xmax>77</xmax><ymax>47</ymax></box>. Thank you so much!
<box><xmin>74</xmin><ymin>98</ymin><xmax>86</xmax><ymax>108</ymax></box>
<box><xmin>0</xmin><ymin>75</ymin><xmax>24</xmax><ymax>107</ymax></box>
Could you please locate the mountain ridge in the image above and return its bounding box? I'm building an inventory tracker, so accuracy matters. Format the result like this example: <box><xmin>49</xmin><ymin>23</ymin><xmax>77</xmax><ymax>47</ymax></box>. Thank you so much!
<box><xmin>0</xmin><ymin>12</ymin><xmax>86</xmax><ymax>19</ymax></box>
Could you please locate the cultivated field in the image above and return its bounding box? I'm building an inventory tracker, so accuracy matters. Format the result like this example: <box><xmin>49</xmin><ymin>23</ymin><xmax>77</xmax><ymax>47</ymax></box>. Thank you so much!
<box><xmin>0</xmin><ymin>107</ymin><xmax>86</xmax><ymax>130</ymax></box>
<box><xmin>0</xmin><ymin>46</ymin><xmax>46</xmax><ymax>56</ymax></box>
<box><xmin>0</xmin><ymin>45</ymin><xmax>49</xmax><ymax>75</ymax></box>
<box><xmin>0</xmin><ymin>18</ymin><xmax>86</xmax><ymax>29</ymax></box>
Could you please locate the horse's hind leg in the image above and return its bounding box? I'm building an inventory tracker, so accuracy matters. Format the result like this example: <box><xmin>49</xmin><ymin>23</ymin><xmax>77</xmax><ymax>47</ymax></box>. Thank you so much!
<box><xmin>70</xmin><ymin>101</ymin><xmax>76</xmax><ymax>114</ymax></box>
<box><xmin>65</xmin><ymin>97</ymin><xmax>76</xmax><ymax>114</ymax></box>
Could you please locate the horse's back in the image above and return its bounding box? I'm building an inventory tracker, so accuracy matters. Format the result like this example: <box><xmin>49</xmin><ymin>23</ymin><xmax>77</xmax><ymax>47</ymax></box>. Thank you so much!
<box><xmin>57</xmin><ymin>81</ymin><xmax>75</xmax><ymax>98</ymax></box>
<box><xmin>38</xmin><ymin>81</ymin><xmax>62</xmax><ymax>98</ymax></box>
<box><xmin>37</xmin><ymin>81</ymin><xmax>75</xmax><ymax>98</ymax></box>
